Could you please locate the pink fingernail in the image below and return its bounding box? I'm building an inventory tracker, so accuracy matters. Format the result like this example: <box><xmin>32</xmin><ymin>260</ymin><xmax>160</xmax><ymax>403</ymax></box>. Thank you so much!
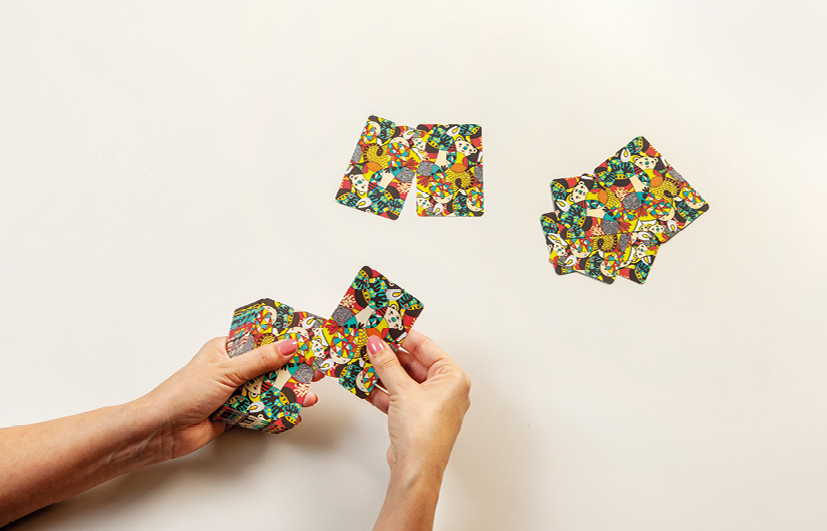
<box><xmin>278</xmin><ymin>339</ymin><xmax>298</xmax><ymax>356</ymax></box>
<box><xmin>367</xmin><ymin>336</ymin><xmax>385</xmax><ymax>356</ymax></box>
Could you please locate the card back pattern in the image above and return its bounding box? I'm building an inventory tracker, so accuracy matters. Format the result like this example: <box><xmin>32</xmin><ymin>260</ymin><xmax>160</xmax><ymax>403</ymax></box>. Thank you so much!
<box><xmin>415</xmin><ymin>124</ymin><xmax>484</xmax><ymax>217</ymax></box>
<box><xmin>210</xmin><ymin>299</ymin><xmax>323</xmax><ymax>434</ymax></box>
<box><xmin>319</xmin><ymin>266</ymin><xmax>424</xmax><ymax>398</ymax></box>
<box><xmin>211</xmin><ymin>267</ymin><xmax>425</xmax><ymax>434</ymax></box>
<box><xmin>540</xmin><ymin>136</ymin><xmax>707</xmax><ymax>284</ymax></box>
<box><xmin>334</xmin><ymin>116</ymin><xmax>418</xmax><ymax>220</ymax></box>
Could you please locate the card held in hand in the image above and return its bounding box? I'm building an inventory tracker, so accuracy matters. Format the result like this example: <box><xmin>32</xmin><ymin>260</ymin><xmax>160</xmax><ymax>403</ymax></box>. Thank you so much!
<box><xmin>210</xmin><ymin>267</ymin><xmax>425</xmax><ymax>434</ymax></box>
<box><xmin>316</xmin><ymin>266</ymin><xmax>424</xmax><ymax>399</ymax></box>
<box><xmin>210</xmin><ymin>299</ymin><xmax>323</xmax><ymax>434</ymax></box>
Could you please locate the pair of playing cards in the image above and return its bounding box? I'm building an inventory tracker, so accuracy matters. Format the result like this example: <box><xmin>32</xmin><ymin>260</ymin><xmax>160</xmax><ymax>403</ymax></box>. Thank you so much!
<box><xmin>210</xmin><ymin>266</ymin><xmax>424</xmax><ymax>434</ymax></box>
<box><xmin>540</xmin><ymin>136</ymin><xmax>709</xmax><ymax>284</ymax></box>
<box><xmin>335</xmin><ymin>115</ymin><xmax>484</xmax><ymax>219</ymax></box>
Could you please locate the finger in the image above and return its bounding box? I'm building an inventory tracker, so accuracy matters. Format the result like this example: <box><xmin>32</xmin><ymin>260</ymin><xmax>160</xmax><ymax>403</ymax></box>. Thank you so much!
<box><xmin>367</xmin><ymin>386</ymin><xmax>389</xmax><ymax>414</ymax></box>
<box><xmin>198</xmin><ymin>337</ymin><xmax>230</xmax><ymax>363</ymax></box>
<box><xmin>225</xmin><ymin>339</ymin><xmax>298</xmax><ymax>385</ymax></box>
<box><xmin>394</xmin><ymin>347</ymin><xmax>430</xmax><ymax>383</ymax></box>
<box><xmin>400</xmin><ymin>329</ymin><xmax>452</xmax><ymax>368</ymax></box>
<box><xmin>303</xmin><ymin>392</ymin><xmax>318</xmax><ymax>407</ymax></box>
<box><xmin>203</xmin><ymin>419</ymin><xmax>229</xmax><ymax>442</ymax></box>
<box><xmin>367</xmin><ymin>336</ymin><xmax>411</xmax><ymax>393</ymax></box>
<box><xmin>209</xmin><ymin>336</ymin><xmax>230</xmax><ymax>355</ymax></box>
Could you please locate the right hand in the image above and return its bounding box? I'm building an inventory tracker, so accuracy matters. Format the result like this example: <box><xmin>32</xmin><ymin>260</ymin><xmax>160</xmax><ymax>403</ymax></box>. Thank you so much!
<box><xmin>366</xmin><ymin>330</ymin><xmax>471</xmax><ymax>476</ymax></box>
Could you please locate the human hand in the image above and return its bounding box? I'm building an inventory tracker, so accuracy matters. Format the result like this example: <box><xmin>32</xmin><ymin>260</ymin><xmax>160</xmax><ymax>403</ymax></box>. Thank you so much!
<box><xmin>0</xmin><ymin>337</ymin><xmax>324</xmax><ymax>525</ymax></box>
<box><xmin>137</xmin><ymin>337</ymin><xmax>321</xmax><ymax>460</ymax></box>
<box><xmin>366</xmin><ymin>330</ymin><xmax>470</xmax><ymax>530</ymax></box>
<box><xmin>367</xmin><ymin>329</ymin><xmax>471</xmax><ymax>477</ymax></box>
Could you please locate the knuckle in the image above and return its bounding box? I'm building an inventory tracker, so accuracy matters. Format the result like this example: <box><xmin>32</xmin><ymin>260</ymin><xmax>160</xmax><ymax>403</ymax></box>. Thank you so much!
<box><xmin>450</xmin><ymin>367</ymin><xmax>471</xmax><ymax>387</ymax></box>
<box><xmin>217</xmin><ymin>355</ymin><xmax>235</xmax><ymax>374</ymax></box>
<box><xmin>462</xmin><ymin>372</ymin><xmax>472</xmax><ymax>392</ymax></box>
<box><xmin>423</xmin><ymin>336</ymin><xmax>439</xmax><ymax>352</ymax></box>
<box><xmin>220</xmin><ymin>363</ymin><xmax>246</xmax><ymax>386</ymax></box>
<box><xmin>205</xmin><ymin>336</ymin><xmax>228</xmax><ymax>353</ymax></box>
<box><xmin>452</xmin><ymin>371</ymin><xmax>472</xmax><ymax>399</ymax></box>
<box><xmin>226</xmin><ymin>369</ymin><xmax>246</xmax><ymax>386</ymax></box>
<box><xmin>375</xmin><ymin>357</ymin><xmax>398</xmax><ymax>373</ymax></box>
<box><xmin>254</xmin><ymin>344</ymin><xmax>278</xmax><ymax>366</ymax></box>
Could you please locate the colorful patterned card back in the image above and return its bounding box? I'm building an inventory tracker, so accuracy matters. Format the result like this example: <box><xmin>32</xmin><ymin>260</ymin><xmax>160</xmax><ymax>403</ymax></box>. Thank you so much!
<box><xmin>590</xmin><ymin>136</ymin><xmax>709</xmax><ymax>243</ymax></box>
<box><xmin>210</xmin><ymin>299</ymin><xmax>323</xmax><ymax>434</ymax></box>
<box><xmin>335</xmin><ymin>116</ymin><xmax>418</xmax><ymax>220</ymax></box>
<box><xmin>211</xmin><ymin>267</ymin><xmax>425</xmax><ymax>434</ymax></box>
<box><xmin>541</xmin><ymin>212</ymin><xmax>619</xmax><ymax>284</ymax></box>
<box><xmin>541</xmin><ymin>136</ymin><xmax>707</xmax><ymax>285</ymax></box>
<box><xmin>335</xmin><ymin>116</ymin><xmax>484</xmax><ymax>219</ymax></box>
<box><xmin>541</xmin><ymin>211</ymin><xmax>660</xmax><ymax>284</ymax></box>
<box><xmin>415</xmin><ymin>123</ymin><xmax>483</xmax><ymax>217</ymax></box>
<box><xmin>321</xmin><ymin>266</ymin><xmax>424</xmax><ymax>398</ymax></box>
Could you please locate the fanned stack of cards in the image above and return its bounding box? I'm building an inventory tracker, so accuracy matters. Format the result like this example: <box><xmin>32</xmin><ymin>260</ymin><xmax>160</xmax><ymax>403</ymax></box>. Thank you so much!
<box><xmin>540</xmin><ymin>136</ymin><xmax>709</xmax><ymax>284</ymax></box>
<box><xmin>335</xmin><ymin>115</ymin><xmax>483</xmax><ymax>219</ymax></box>
<box><xmin>210</xmin><ymin>266</ymin><xmax>424</xmax><ymax>434</ymax></box>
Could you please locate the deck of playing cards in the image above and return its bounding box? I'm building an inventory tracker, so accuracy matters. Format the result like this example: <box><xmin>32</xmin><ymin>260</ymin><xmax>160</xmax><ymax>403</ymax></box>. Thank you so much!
<box><xmin>210</xmin><ymin>266</ymin><xmax>424</xmax><ymax>434</ymax></box>
<box><xmin>540</xmin><ymin>136</ymin><xmax>709</xmax><ymax>284</ymax></box>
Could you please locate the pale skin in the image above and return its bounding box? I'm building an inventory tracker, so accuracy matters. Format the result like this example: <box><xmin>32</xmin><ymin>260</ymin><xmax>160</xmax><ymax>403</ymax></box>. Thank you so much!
<box><xmin>367</xmin><ymin>331</ymin><xmax>472</xmax><ymax>531</ymax></box>
<box><xmin>0</xmin><ymin>330</ymin><xmax>471</xmax><ymax>531</ymax></box>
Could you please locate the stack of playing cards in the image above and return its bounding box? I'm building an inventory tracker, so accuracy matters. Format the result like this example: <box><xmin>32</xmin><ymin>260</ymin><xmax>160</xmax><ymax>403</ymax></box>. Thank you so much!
<box><xmin>335</xmin><ymin>115</ymin><xmax>483</xmax><ymax>219</ymax></box>
<box><xmin>540</xmin><ymin>136</ymin><xmax>709</xmax><ymax>284</ymax></box>
<box><xmin>210</xmin><ymin>266</ymin><xmax>424</xmax><ymax>434</ymax></box>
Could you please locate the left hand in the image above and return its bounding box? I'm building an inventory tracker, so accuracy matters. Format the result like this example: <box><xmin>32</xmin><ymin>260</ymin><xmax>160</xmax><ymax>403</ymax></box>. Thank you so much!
<box><xmin>137</xmin><ymin>337</ymin><xmax>321</xmax><ymax>460</ymax></box>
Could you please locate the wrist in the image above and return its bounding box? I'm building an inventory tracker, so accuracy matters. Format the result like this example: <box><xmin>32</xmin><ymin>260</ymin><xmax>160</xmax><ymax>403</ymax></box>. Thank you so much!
<box><xmin>389</xmin><ymin>456</ymin><xmax>445</xmax><ymax>498</ymax></box>
<box><xmin>120</xmin><ymin>397</ymin><xmax>175</xmax><ymax>465</ymax></box>
<box><xmin>392</xmin><ymin>439</ymin><xmax>455</xmax><ymax>480</ymax></box>
<box><xmin>375</xmin><ymin>457</ymin><xmax>444</xmax><ymax>531</ymax></box>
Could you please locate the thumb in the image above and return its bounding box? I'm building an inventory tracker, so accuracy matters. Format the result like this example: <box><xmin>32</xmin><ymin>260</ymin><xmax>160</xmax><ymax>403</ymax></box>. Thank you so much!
<box><xmin>367</xmin><ymin>335</ymin><xmax>410</xmax><ymax>393</ymax></box>
<box><xmin>226</xmin><ymin>339</ymin><xmax>298</xmax><ymax>385</ymax></box>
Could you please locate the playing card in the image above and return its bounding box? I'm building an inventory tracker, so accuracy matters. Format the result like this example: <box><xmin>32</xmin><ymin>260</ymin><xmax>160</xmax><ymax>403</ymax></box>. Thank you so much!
<box><xmin>592</xmin><ymin>136</ymin><xmax>709</xmax><ymax>242</ymax></box>
<box><xmin>335</xmin><ymin>115</ymin><xmax>418</xmax><ymax>220</ymax></box>
<box><xmin>541</xmin><ymin>136</ymin><xmax>707</xmax><ymax>285</ymax></box>
<box><xmin>540</xmin><ymin>211</ymin><xmax>662</xmax><ymax>284</ymax></box>
<box><xmin>616</xmin><ymin>234</ymin><xmax>660</xmax><ymax>284</ymax></box>
<box><xmin>540</xmin><ymin>211</ymin><xmax>619</xmax><ymax>284</ymax></box>
<box><xmin>415</xmin><ymin>123</ymin><xmax>483</xmax><ymax>217</ymax></box>
<box><xmin>320</xmin><ymin>266</ymin><xmax>424</xmax><ymax>398</ymax></box>
<box><xmin>210</xmin><ymin>299</ymin><xmax>324</xmax><ymax>433</ymax></box>
<box><xmin>550</xmin><ymin>176</ymin><xmax>631</xmax><ymax>239</ymax></box>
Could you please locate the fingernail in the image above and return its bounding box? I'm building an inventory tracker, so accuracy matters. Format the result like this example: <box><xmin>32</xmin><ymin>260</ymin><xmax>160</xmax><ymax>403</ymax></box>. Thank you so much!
<box><xmin>367</xmin><ymin>336</ymin><xmax>385</xmax><ymax>357</ymax></box>
<box><xmin>277</xmin><ymin>339</ymin><xmax>298</xmax><ymax>356</ymax></box>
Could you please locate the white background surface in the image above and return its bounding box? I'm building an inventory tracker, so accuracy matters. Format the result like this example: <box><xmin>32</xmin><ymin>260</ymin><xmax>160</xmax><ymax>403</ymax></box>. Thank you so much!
<box><xmin>1</xmin><ymin>1</ymin><xmax>826</xmax><ymax>529</ymax></box>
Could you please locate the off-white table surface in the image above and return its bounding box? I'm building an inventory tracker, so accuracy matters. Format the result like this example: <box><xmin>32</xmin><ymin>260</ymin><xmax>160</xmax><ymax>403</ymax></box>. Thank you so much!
<box><xmin>1</xmin><ymin>1</ymin><xmax>825</xmax><ymax>529</ymax></box>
